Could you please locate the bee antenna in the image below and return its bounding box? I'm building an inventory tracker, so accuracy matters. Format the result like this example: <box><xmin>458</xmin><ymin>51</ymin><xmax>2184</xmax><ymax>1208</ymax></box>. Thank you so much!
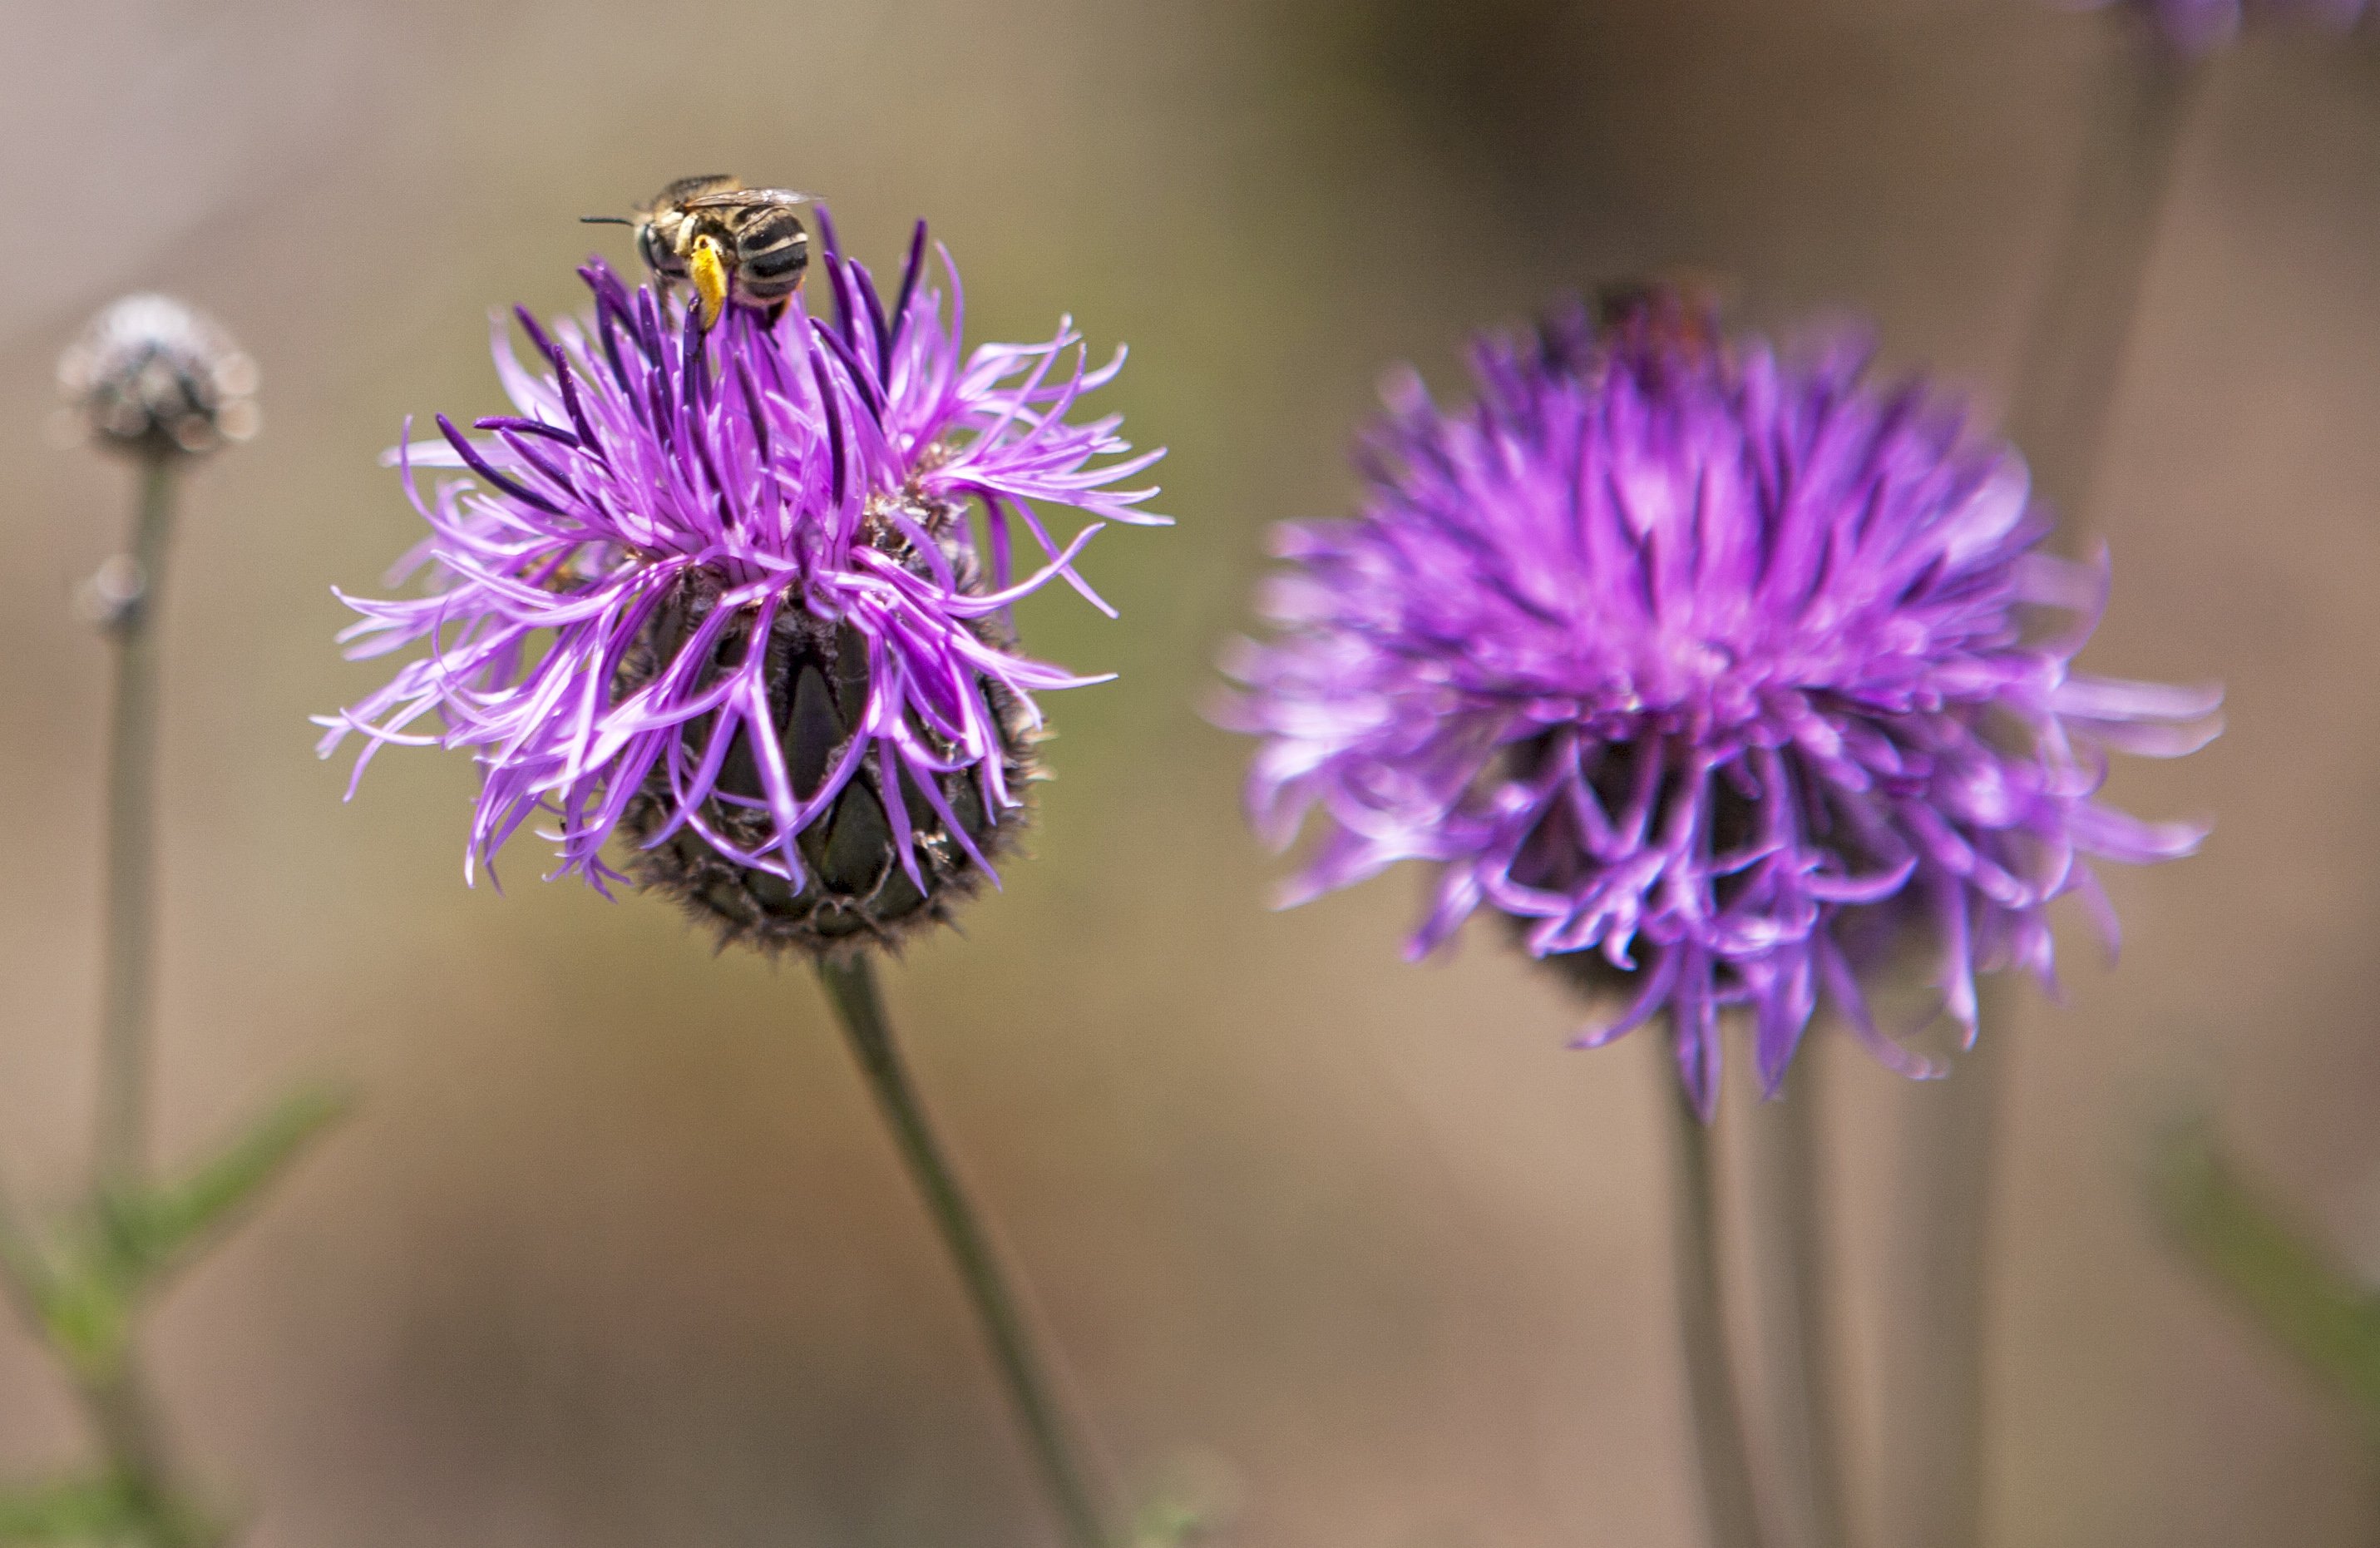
<box><xmin>580</xmin><ymin>215</ymin><xmax>634</xmax><ymax>226</ymax></box>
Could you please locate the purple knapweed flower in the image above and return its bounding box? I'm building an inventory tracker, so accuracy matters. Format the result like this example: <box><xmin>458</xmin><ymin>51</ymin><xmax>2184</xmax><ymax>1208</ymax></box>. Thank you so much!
<box><xmin>318</xmin><ymin>217</ymin><xmax>1163</xmax><ymax>956</ymax></box>
<box><xmin>2072</xmin><ymin>0</ymin><xmax>2368</xmax><ymax>52</ymax></box>
<box><xmin>1222</xmin><ymin>293</ymin><xmax>2218</xmax><ymax>1118</ymax></box>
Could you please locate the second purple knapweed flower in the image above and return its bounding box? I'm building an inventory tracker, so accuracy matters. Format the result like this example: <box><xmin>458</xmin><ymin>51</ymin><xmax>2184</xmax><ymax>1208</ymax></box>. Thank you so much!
<box><xmin>319</xmin><ymin>220</ymin><xmax>1162</xmax><ymax>955</ymax></box>
<box><xmin>1224</xmin><ymin>294</ymin><xmax>2218</xmax><ymax>1116</ymax></box>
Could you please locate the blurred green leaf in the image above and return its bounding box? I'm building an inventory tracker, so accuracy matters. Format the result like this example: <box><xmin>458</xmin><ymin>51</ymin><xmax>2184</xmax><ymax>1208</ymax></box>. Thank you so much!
<box><xmin>17</xmin><ymin>1087</ymin><xmax>348</xmax><ymax>1382</ymax></box>
<box><xmin>1132</xmin><ymin>1496</ymin><xmax>1212</xmax><ymax>1548</ymax></box>
<box><xmin>2149</xmin><ymin>1115</ymin><xmax>2380</xmax><ymax>1427</ymax></box>
<box><xmin>31</xmin><ymin>1271</ymin><xmax>131</xmax><ymax>1387</ymax></box>
<box><xmin>0</xmin><ymin>1475</ymin><xmax>220</xmax><ymax>1548</ymax></box>
<box><xmin>0</xmin><ymin>1475</ymin><xmax>143</xmax><ymax>1543</ymax></box>
<box><xmin>1128</xmin><ymin>1457</ymin><xmax>1240</xmax><ymax>1548</ymax></box>
<box><xmin>96</xmin><ymin>1086</ymin><xmax>351</xmax><ymax>1289</ymax></box>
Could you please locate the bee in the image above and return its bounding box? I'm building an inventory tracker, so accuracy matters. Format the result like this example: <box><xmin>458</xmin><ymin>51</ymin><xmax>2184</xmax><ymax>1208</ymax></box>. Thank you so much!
<box><xmin>584</xmin><ymin>176</ymin><xmax>813</xmax><ymax>331</ymax></box>
<box><xmin>1595</xmin><ymin>271</ymin><xmax>1736</xmax><ymax>357</ymax></box>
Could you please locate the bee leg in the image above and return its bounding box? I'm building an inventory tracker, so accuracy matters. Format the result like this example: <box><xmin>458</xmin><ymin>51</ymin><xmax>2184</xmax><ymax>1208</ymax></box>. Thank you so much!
<box><xmin>689</xmin><ymin>237</ymin><xmax>729</xmax><ymax>331</ymax></box>
<box><xmin>763</xmin><ymin>299</ymin><xmax>790</xmax><ymax>326</ymax></box>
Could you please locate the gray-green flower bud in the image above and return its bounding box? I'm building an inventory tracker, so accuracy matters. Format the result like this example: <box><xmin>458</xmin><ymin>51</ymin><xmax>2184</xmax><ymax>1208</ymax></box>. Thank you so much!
<box><xmin>615</xmin><ymin>571</ymin><xmax>1037</xmax><ymax>959</ymax></box>
<box><xmin>57</xmin><ymin>295</ymin><xmax>259</xmax><ymax>461</ymax></box>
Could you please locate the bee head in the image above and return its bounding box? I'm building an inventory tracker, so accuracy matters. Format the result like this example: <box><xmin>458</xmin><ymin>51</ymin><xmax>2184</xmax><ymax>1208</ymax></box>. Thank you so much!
<box><xmin>580</xmin><ymin>211</ymin><xmax>687</xmax><ymax>284</ymax></box>
<box><xmin>637</xmin><ymin>218</ymin><xmax>683</xmax><ymax>281</ymax></box>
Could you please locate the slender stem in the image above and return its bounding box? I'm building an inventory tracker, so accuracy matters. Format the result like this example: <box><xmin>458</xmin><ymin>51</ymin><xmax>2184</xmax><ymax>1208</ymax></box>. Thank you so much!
<box><xmin>0</xmin><ymin>456</ymin><xmax>210</xmax><ymax>1545</ymax></box>
<box><xmin>2003</xmin><ymin>45</ymin><xmax>2200</xmax><ymax>552</ymax></box>
<box><xmin>1879</xmin><ymin>989</ymin><xmax>2007</xmax><ymax>1548</ymax></box>
<box><xmin>1746</xmin><ymin>1071</ymin><xmax>1854</xmax><ymax>1548</ymax></box>
<box><xmin>82</xmin><ymin>457</ymin><xmax>206</xmax><ymax>1547</ymax></box>
<box><xmin>96</xmin><ymin>457</ymin><xmax>179</xmax><ymax>1189</ymax></box>
<box><xmin>1666</xmin><ymin>1079</ymin><xmax>1765</xmax><ymax>1548</ymax></box>
<box><xmin>81</xmin><ymin>1367</ymin><xmax>209</xmax><ymax>1548</ymax></box>
<box><xmin>816</xmin><ymin>956</ymin><xmax>1112</xmax><ymax>1548</ymax></box>
<box><xmin>1878</xmin><ymin>42</ymin><xmax>2198</xmax><ymax>1548</ymax></box>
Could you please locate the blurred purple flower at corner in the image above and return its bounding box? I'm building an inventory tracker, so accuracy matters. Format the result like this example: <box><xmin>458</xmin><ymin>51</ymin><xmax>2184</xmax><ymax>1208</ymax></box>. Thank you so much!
<box><xmin>2072</xmin><ymin>0</ymin><xmax>2369</xmax><ymax>52</ymax></box>
<box><xmin>1221</xmin><ymin>290</ymin><xmax>2220</xmax><ymax>1119</ymax></box>
<box><xmin>318</xmin><ymin>219</ymin><xmax>1163</xmax><ymax>957</ymax></box>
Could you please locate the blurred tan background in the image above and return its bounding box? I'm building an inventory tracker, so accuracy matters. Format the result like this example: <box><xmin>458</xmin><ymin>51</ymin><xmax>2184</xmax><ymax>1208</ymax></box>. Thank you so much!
<box><xmin>1</xmin><ymin>0</ymin><xmax>2375</xmax><ymax>1543</ymax></box>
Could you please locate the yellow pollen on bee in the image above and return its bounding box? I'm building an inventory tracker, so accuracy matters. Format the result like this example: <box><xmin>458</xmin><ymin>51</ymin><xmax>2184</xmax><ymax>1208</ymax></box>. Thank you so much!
<box><xmin>689</xmin><ymin>237</ymin><xmax>729</xmax><ymax>329</ymax></box>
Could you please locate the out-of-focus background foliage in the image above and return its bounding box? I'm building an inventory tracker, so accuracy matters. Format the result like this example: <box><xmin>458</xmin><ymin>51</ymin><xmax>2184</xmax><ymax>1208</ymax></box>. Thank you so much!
<box><xmin>1</xmin><ymin>0</ymin><xmax>2375</xmax><ymax>1543</ymax></box>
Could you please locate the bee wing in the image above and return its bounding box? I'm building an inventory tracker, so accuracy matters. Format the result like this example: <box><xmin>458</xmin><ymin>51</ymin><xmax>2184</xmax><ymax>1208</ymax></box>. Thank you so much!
<box><xmin>682</xmin><ymin>189</ymin><xmax>815</xmax><ymax>210</ymax></box>
<box><xmin>654</xmin><ymin>174</ymin><xmax>739</xmax><ymax>205</ymax></box>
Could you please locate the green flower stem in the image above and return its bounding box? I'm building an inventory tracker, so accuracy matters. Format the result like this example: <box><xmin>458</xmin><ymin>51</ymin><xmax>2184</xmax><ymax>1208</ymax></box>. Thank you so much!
<box><xmin>89</xmin><ymin>456</ymin><xmax>208</xmax><ymax>1547</ymax></box>
<box><xmin>2003</xmin><ymin>44</ymin><xmax>2200</xmax><ymax>547</ymax></box>
<box><xmin>0</xmin><ymin>455</ymin><xmax>215</xmax><ymax>1548</ymax></box>
<box><xmin>816</xmin><ymin>956</ymin><xmax>1113</xmax><ymax>1548</ymax></box>
<box><xmin>79</xmin><ymin>1365</ymin><xmax>208</xmax><ymax>1548</ymax></box>
<box><xmin>1747</xmin><ymin>1070</ymin><xmax>1854</xmax><ymax>1548</ymax></box>
<box><xmin>1879</xmin><ymin>987</ymin><xmax>2008</xmax><ymax>1548</ymax></box>
<box><xmin>1880</xmin><ymin>42</ymin><xmax>2199</xmax><ymax>1548</ymax></box>
<box><xmin>1666</xmin><ymin>1080</ymin><xmax>1766</xmax><ymax>1548</ymax></box>
<box><xmin>96</xmin><ymin>457</ymin><xmax>180</xmax><ymax>1189</ymax></box>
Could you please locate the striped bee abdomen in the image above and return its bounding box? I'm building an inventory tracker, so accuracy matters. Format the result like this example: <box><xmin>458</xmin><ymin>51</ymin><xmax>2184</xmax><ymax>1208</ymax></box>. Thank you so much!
<box><xmin>728</xmin><ymin>210</ymin><xmax>809</xmax><ymax>306</ymax></box>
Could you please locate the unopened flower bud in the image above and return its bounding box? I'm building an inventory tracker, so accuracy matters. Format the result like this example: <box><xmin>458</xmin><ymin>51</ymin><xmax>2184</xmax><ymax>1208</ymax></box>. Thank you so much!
<box><xmin>616</xmin><ymin>561</ymin><xmax>1038</xmax><ymax>957</ymax></box>
<box><xmin>57</xmin><ymin>294</ymin><xmax>259</xmax><ymax>461</ymax></box>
